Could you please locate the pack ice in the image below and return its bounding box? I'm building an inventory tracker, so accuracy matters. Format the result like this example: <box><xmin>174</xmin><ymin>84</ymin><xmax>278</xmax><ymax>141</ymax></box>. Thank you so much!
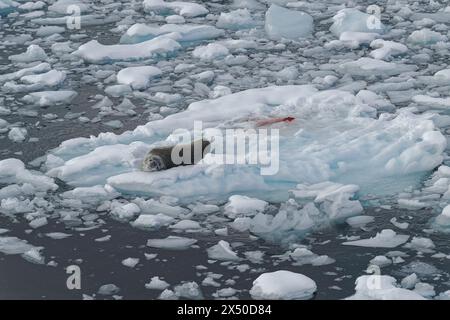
<box><xmin>46</xmin><ymin>85</ymin><xmax>446</xmax><ymax>202</ymax></box>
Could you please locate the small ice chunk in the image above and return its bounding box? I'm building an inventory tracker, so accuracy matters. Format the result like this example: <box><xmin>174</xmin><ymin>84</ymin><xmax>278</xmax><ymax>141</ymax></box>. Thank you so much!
<box><xmin>0</xmin><ymin>236</ymin><xmax>36</xmax><ymax>255</ymax></box>
<box><xmin>174</xmin><ymin>281</ymin><xmax>203</xmax><ymax>299</ymax></box>
<box><xmin>397</xmin><ymin>199</ymin><xmax>426</xmax><ymax>210</ymax></box>
<box><xmin>22</xmin><ymin>90</ymin><xmax>77</xmax><ymax>107</ymax></box>
<box><xmin>147</xmin><ymin>236</ymin><xmax>197</xmax><ymax>250</ymax></box>
<box><xmin>143</xmin><ymin>0</ymin><xmax>208</xmax><ymax>18</ymax></box>
<box><xmin>434</xmin><ymin>204</ymin><xmax>450</xmax><ymax>229</ymax></box>
<box><xmin>145</xmin><ymin>276</ymin><xmax>170</xmax><ymax>290</ymax></box>
<box><xmin>98</xmin><ymin>284</ymin><xmax>120</xmax><ymax>295</ymax></box>
<box><xmin>369</xmin><ymin>39</ymin><xmax>408</xmax><ymax>60</ymax></box>
<box><xmin>224</xmin><ymin>195</ymin><xmax>268</xmax><ymax>219</ymax></box>
<box><xmin>165</xmin><ymin>15</ymin><xmax>185</xmax><ymax>24</ymax></box>
<box><xmin>401</xmin><ymin>273</ymin><xmax>418</xmax><ymax>289</ymax></box>
<box><xmin>121</xmin><ymin>257</ymin><xmax>139</xmax><ymax>268</ymax></box>
<box><xmin>29</xmin><ymin>217</ymin><xmax>48</xmax><ymax>229</ymax></box>
<box><xmin>207</xmin><ymin>240</ymin><xmax>240</xmax><ymax>261</ymax></box>
<box><xmin>346</xmin><ymin>215</ymin><xmax>374</xmax><ymax>228</ymax></box>
<box><xmin>413</xmin><ymin>283</ymin><xmax>435</xmax><ymax>299</ymax></box>
<box><xmin>369</xmin><ymin>255</ymin><xmax>392</xmax><ymax>267</ymax></box>
<box><xmin>286</xmin><ymin>248</ymin><xmax>334</xmax><ymax>266</ymax></box>
<box><xmin>117</xmin><ymin>66</ymin><xmax>162</xmax><ymax>90</ymax></box>
<box><xmin>0</xmin><ymin>158</ymin><xmax>57</xmax><ymax>192</ymax></box>
<box><xmin>20</xmin><ymin>70</ymin><xmax>66</xmax><ymax>87</ymax></box>
<box><xmin>192</xmin><ymin>43</ymin><xmax>229</xmax><ymax>61</ymax></box>
<box><xmin>8</xmin><ymin>127</ymin><xmax>27</xmax><ymax>143</ymax></box>
<box><xmin>408</xmin><ymin>28</ymin><xmax>447</xmax><ymax>45</ymax></box>
<box><xmin>45</xmin><ymin>232</ymin><xmax>71</xmax><ymax>240</ymax></box>
<box><xmin>110</xmin><ymin>201</ymin><xmax>141</xmax><ymax>221</ymax></box>
<box><xmin>404</xmin><ymin>237</ymin><xmax>435</xmax><ymax>252</ymax></box>
<box><xmin>330</xmin><ymin>8</ymin><xmax>384</xmax><ymax>37</ymax></box>
<box><xmin>170</xmin><ymin>219</ymin><xmax>201</xmax><ymax>230</ymax></box>
<box><xmin>9</xmin><ymin>45</ymin><xmax>48</xmax><ymax>63</ymax></box>
<box><xmin>338</xmin><ymin>57</ymin><xmax>417</xmax><ymax>77</ymax></box>
<box><xmin>265</xmin><ymin>4</ymin><xmax>313</xmax><ymax>40</ymax></box>
<box><xmin>22</xmin><ymin>248</ymin><xmax>45</xmax><ymax>264</ymax></box>
<box><xmin>250</xmin><ymin>270</ymin><xmax>317</xmax><ymax>300</ymax></box>
<box><xmin>390</xmin><ymin>217</ymin><xmax>409</xmax><ymax>230</ymax></box>
<box><xmin>217</xmin><ymin>9</ymin><xmax>255</xmax><ymax>30</ymax></box>
<box><xmin>159</xmin><ymin>289</ymin><xmax>178</xmax><ymax>300</ymax></box>
<box><xmin>343</xmin><ymin>229</ymin><xmax>409</xmax><ymax>248</ymax></box>
<box><xmin>131</xmin><ymin>213</ymin><xmax>174</xmax><ymax>229</ymax></box>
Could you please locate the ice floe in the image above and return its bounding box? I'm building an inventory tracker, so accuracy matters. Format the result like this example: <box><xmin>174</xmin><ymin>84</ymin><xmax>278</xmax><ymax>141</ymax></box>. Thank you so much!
<box><xmin>147</xmin><ymin>236</ymin><xmax>197</xmax><ymax>250</ymax></box>
<box><xmin>330</xmin><ymin>8</ymin><xmax>385</xmax><ymax>37</ymax></box>
<box><xmin>217</xmin><ymin>9</ymin><xmax>255</xmax><ymax>30</ymax></box>
<box><xmin>117</xmin><ymin>66</ymin><xmax>162</xmax><ymax>90</ymax></box>
<box><xmin>47</xmin><ymin>85</ymin><xmax>446</xmax><ymax>202</ymax></box>
<box><xmin>343</xmin><ymin>229</ymin><xmax>409</xmax><ymax>248</ymax></box>
<box><xmin>250</xmin><ymin>270</ymin><xmax>317</xmax><ymax>300</ymax></box>
<box><xmin>73</xmin><ymin>36</ymin><xmax>181</xmax><ymax>64</ymax></box>
<box><xmin>120</xmin><ymin>23</ymin><xmax>223</xmax><ymax>44</ymax></box>
<box><xmin>265</xmin><ymin>4</ymin><xmax>313</xmax><ymax>40</ymax></box>
<box><xmin>143</xmin><ymin>0</ymin><xmax>208</xmax><ymax>18</ymax></box>
<box><xmin>22</xmin><ymin>90</ymin><xmax>77</xmax><ymax>107</ymax></box>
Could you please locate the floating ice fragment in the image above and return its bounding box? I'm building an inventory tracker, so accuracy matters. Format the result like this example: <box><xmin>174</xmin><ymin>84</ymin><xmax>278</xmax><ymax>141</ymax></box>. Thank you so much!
<box><xmin>120</xmin><ymin>23</ymin><xmax>223</xmax><ymax>44</ymax></box>
<box><xmin>98</xmin><ymin>284</ymin><xmax>120</xmax><ymax>295</ymax></box>
<box><xmin>143</xmin><ymin>0</ymin><xmax>208</xmax><ymax>18</ymax></box>
<box><xmin>343</xmin><ymin>229</ymin><xmax>409</xmax><ymax>248</ymax></box>
<box><xmin>110</xmin><ymin>201</ymin><xmax>140</xmax><ymax>221</ymax></box>
<box><xmin>9</xmin><ymin>45</ymin><xmax>48</xmax><ymax>63</ymax></box>
<box><xmin>265</xmin><ymin>4</ymin><xmax>313</xmax><ymax>40</ymax></box>
<box><xmin>122</xmin><ymin>257</ymin><xmax>139</xmax><ymax>268</ymax></box>
<box><xmin>8</xmin><ymin>127</ymin><xmax>27</xmax><ymax>143</ymax></box>
<box><xmin>250</xmin><ymin>270</ymin><xmax>316</xmax><ymax>300</ymax></box>
<box><xmin>224</xmin><ymin>195</ymin><xmax>268</xmax><ymax>219</ymax></box>
<box><xmin>330</xmin><ymin>8</ymin><xmax>385</xmax><ymax>37</ymax></box>
<box><xmin>147</xmin><ymin>236</ymin><xmax>197</xmax><ymax>250</ymax></box>
<box><xmin>0</xmin><ymin>158</ymin><xmax>57</xmax><ymax>192</ymax></box>
<box><xmin>369</xmin><ymin>255</ymin><xmax>392</xmax><ymax>268</ymax></box>
<box><xmin>73</xmin><ymin>36</ymin><xmax>181</xmax><ymax>64</ymax></box>
<box><xmin>174</xmin><ymin>282</ymin><xmax>203</xmax><ymax>299</ymax></box>
<box><xmin>192</xmin><ymin>43</ymin><xmax>229</xmax><ymax>61</ymax></box>
<box><xmin>207</xmin><ymin>240</ymin><xmax>240</xmax><ymax>261</ymax></box>
<box><xmin>170</xmin><ymin>219</ymin><xmax>201</xmax><ymax>230</ymax></box>
<box><xmin>22</xmin><ymin>90</ymin><xmax>77</xmax><ymax>107</ymax></box>
<box><xmin>145</xmin><ymin>276</ymin><xmax>170</xmax><ymax>290</ymax></box>
<box><xmin>408</xmin><ymin>28</ymin><xmax>447</xmax><ymax>45</ymax></box>
<box><xmin>117</xmin><ymin>66</ymin><xmax>162</xmax><ymax>90</ymax></box>
<box><xmin>217</xmin><ymin>9</ymin><xmax>255</xmax><ymax>30</ymax></box>
<box><xmin>369</xmin><ymin>39</ymin><xmax>408</xmax><ymax>60</ymax></box>
<box><xmin>131</xmin><ymin>213</ymin><xmax>174</xmax><ymax>229</ymax></box>
<box><xmin>338</xmin><ymin>57</ymin><xmax>417</xmax><ymax>77</ymax></box>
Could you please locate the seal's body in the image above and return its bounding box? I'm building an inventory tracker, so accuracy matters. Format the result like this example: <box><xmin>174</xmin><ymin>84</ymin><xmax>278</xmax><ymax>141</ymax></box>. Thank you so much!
<box><xmin>142</xmin><ymin>139</ymin><xmax>211</xmax><ymax>172</ymax></box>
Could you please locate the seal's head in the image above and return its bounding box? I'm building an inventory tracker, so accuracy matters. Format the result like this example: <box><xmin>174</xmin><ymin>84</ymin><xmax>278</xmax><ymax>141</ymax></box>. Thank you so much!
<box><xmin>142</xmin><ymin>154</ymin><xmax>166</xmax><ymax>172</ymax></box>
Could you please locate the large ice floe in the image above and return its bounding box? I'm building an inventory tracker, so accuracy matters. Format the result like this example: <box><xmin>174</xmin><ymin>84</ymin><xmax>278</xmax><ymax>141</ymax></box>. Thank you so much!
<box><xmin>46</xmin><ymin>85</ymin><xmax>445</xmax><ymax>202</ymax></box>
